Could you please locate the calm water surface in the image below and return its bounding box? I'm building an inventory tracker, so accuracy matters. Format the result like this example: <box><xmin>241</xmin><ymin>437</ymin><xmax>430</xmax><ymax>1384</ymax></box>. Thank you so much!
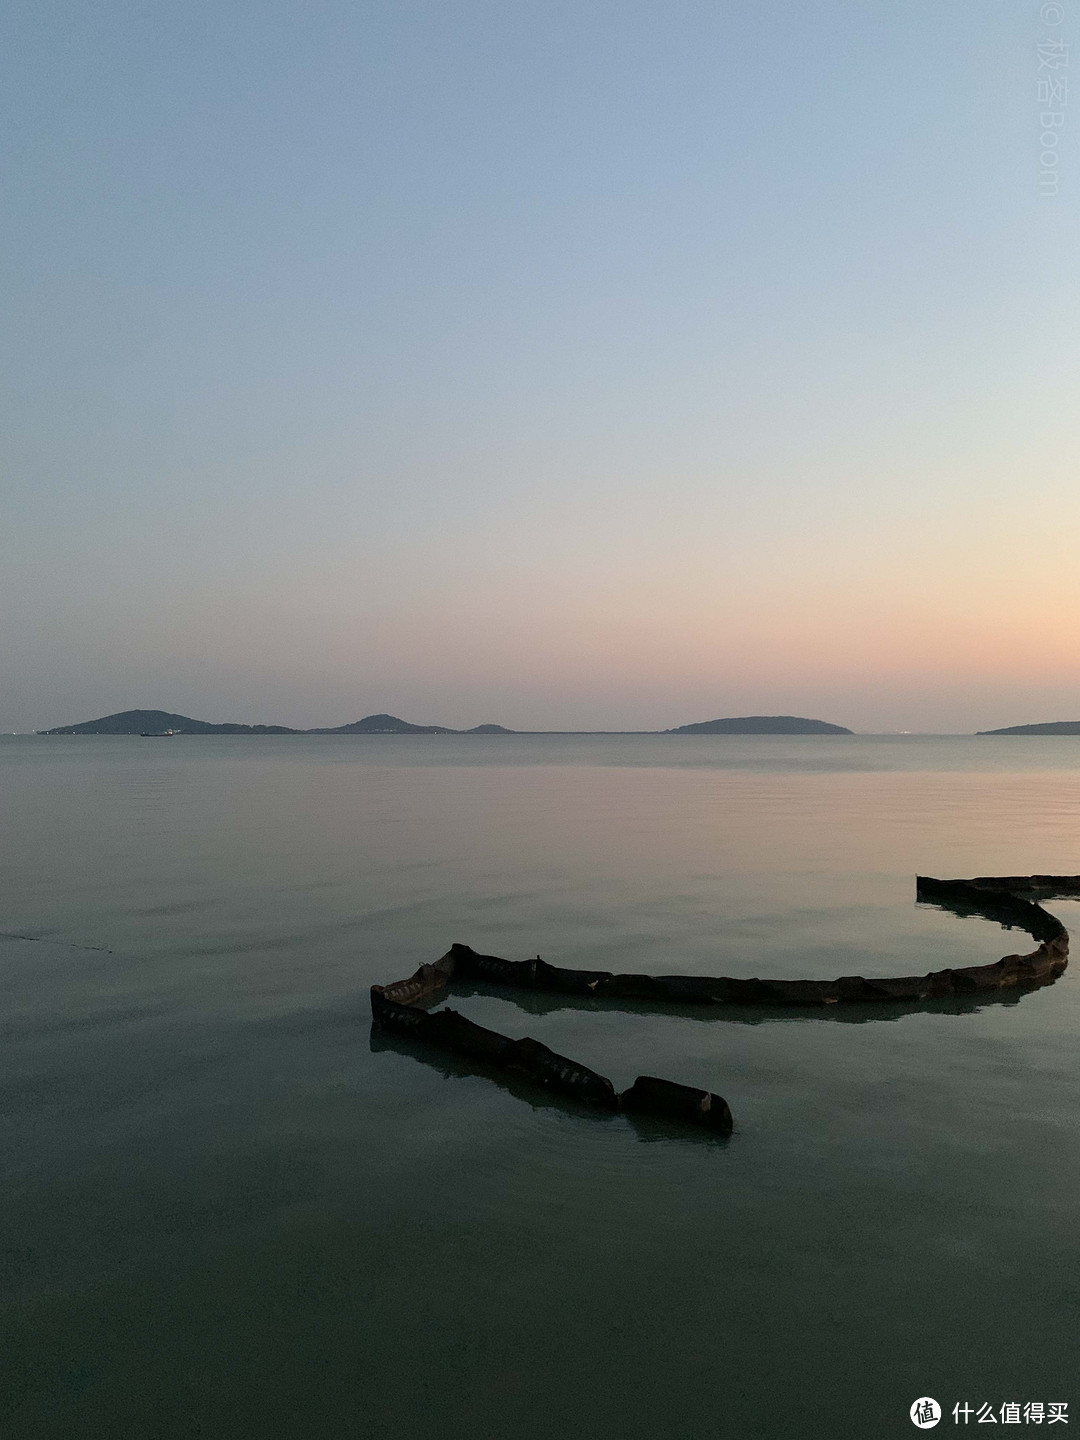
<box><xmin>2</xmin><ymin>734</ymin><xmax>1079</xmax><ymax>1439</ymax></box>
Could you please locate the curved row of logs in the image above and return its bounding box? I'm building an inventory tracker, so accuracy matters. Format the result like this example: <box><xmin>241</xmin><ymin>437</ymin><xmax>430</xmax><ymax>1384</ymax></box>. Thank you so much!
<box><xmin>370</xmin><ymin>875</ymin><xmax>1078</xmax><ymax>1136</ymax></box>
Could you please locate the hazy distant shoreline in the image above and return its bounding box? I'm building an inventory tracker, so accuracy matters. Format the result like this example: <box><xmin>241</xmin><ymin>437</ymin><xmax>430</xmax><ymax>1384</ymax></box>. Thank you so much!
<box><xmin>33</xmin><ymin>708</ymin><xmax>1080</xmax><ymax>738</ymax></box>
<box><xmin>40</xmin><ymin>709</ymin><xmax>854</xmax><ymax>738</ymax></box>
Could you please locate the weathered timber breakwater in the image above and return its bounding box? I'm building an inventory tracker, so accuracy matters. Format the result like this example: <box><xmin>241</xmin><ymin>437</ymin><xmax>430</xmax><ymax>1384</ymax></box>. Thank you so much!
<box><xmin>371</xmin><ymin>957</ymin><xmax>734</xmax><ymax>1134</ymax></box>
<box><xmin>370</xmin><ymin>875</ymin><xmax>1078</xmax><ymax>1135</ymax></box>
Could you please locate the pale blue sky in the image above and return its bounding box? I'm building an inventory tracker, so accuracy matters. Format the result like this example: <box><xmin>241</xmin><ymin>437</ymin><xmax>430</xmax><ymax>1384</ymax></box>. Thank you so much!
<box><xmin>3</xmin><ymin>1</ymin><xmax>1078</xmax><ymax>731</ymax></box>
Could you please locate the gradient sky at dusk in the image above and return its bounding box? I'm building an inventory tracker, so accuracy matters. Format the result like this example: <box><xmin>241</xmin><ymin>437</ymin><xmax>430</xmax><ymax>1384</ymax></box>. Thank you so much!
<box><xmin>3</xmin><ymin>1</ymin><xmax>1078</xmax><ymax>733</ymax></box>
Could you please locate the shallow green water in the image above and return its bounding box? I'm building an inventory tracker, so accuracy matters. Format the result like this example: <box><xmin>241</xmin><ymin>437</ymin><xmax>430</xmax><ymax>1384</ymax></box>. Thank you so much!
<box><xmin>2</xmin><ymin>734</ymin><xmax>1078</xmax><ymax>1438</ymax></box>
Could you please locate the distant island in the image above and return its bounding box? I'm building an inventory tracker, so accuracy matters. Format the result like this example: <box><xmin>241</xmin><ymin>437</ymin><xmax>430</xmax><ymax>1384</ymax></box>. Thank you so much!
<box><xmin>41</xmin><ymin>708</ymin><xmax>855</xmax><ymax>737</ymax></box>
<box><xmin>42</xmin><ymin>710</ymin><xmax>299</xmax><ymax>736</ymax></box>
<box><xmin>307</xmin><ymin>713</ymin><xmax>457</xmax><ymax>735</ymax></box>
<box><xmin>977</xmin><ymin>721</ymin><xmax>1080</xmax><ymax>736</ymax></box>
<box><xmin>42</xmin><ymin>709</ymin><xmax>488</xmax><ymax>736</ymax></box>
<box><xmin>667</xmin><ymin>715</ymin><xmax>853</xmax><ymax>735</ymax></box>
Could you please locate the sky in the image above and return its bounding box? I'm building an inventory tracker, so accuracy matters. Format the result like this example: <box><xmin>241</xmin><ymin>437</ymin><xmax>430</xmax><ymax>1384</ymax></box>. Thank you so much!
<box><xmin>2</xmin><ymin>0</ymin><xmax>1078</xmax><ymax>734</ymax></box>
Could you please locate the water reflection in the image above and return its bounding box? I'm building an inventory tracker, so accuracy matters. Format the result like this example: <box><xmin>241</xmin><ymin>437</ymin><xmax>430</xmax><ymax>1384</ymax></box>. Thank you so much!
<box><xmin>447</xmin><ymin>976</ymin><xmax>1034</xmax><ymax>1025</ymax></box>
<box><xmin>368</xmin><ymin>1026</ymin><xmax>730</xmax><ymax>1146</ymax></box>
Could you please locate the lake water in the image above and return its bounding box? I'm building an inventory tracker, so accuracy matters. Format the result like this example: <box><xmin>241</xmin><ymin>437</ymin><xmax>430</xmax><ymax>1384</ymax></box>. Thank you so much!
<box><xmin>2</xmin><ymin>733</ymin><xmax>1078</xmax><ymax>1439</ymax></box>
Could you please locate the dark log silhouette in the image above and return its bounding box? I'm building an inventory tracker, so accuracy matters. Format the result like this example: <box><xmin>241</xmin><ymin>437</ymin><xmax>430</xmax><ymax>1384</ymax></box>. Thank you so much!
<box><xmin>370</xmin><ymin>875</ymin><xmax>1075</xmax><ymax>1136</ymax></box>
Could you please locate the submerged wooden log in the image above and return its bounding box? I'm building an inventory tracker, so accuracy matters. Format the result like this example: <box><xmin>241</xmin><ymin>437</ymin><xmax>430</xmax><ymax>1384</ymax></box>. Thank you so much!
<box><xmin>370</xmin><ymin>874</ymin><xmax>1075</xmax><ymax>1137</ymax></box>
<box><xmin>620</xmin><ymin>1076</ymin><xmax>733</xmax><ymax>1135</ymax></box>
<box><xmin>375</xmin><ymin>953</ymin><xmax>456</xmax><ymax>1006</ymax></box>
<box><xmin>440</xmin><ymin>875</ymin><xmax>1071</xmax><ymax>1007</ymax></box>
<box><xmin>370</xmin><ymin>986</ymin><xmax>622</xmax><ymax>1109</ymax></box>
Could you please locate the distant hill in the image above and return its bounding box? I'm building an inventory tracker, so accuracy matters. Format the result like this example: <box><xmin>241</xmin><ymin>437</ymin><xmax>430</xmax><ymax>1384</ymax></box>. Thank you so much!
<box><xmin>978</xmin><ymin>721</ymin><xmax>1080</xmax><ymax>736</ymax></box>
<box><xmin>42</xmin><ymin>707</ymin><xmax>852</xmax><ymax>738</ymax></box>
<box><xmin>42</xmin><ymin>708</ymin><xmax>471</xmax><ymax>735</ymax></box>
<box><xmin>668</xmin><ymin>715</ymin><xmax>853</xmax><ymax>736</ymax></box>
<box><xmin>313</xmin><ymin>713</ymin><xmax>458</xmax><ymax>735</ymax></box>
<box><xmin>42</xmin><ymin>709</ymin><xmax>298</xmax><ymax>736</ymax></box>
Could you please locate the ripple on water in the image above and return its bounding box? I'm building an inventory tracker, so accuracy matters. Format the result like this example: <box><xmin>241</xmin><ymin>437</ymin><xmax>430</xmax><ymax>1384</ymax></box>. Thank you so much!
<box><xmin>427</xmin><ymin>1065</ymin><xmax>733</xmax><ymax>1250</ymax></box>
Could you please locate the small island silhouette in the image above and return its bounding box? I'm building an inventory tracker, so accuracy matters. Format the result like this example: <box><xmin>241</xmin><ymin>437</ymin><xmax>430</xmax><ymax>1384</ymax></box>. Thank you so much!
<box><xmin>41</xmin><ymin>709</ymin><xmax>854</xmax><ymax>736</ymax></box>
<box><xmin>977</xmin><ymin>721</ymin><xmax>1080</xmax><ymax>736</ymax></box>
<box><xmin>667</xmin><ymin>715</ymin><xmax>851</xmax><ymax>735</ymax></box>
